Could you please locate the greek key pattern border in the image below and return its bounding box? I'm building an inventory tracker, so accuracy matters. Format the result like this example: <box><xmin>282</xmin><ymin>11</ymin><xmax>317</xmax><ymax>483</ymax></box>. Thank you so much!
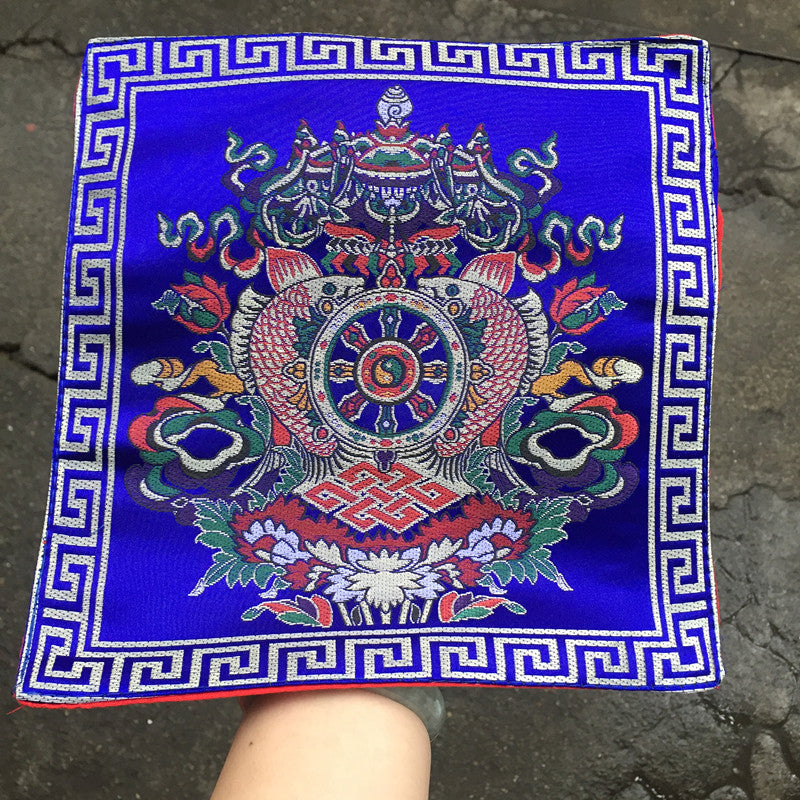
<box><xmin>18</xmin><ymin>35</ymin><xmax>722</xmax><ymax>702</ymax></box>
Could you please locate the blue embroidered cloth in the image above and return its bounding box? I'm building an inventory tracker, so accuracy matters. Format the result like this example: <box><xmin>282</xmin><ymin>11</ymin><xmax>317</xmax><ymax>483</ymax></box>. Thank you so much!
<box><xmin>17</xmin><ymin>34</ymin><xmax>723</xmax><ymax>705</ymax></box>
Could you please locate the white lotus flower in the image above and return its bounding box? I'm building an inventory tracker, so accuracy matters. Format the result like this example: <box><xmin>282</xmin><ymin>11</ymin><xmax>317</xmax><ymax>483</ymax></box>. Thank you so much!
<box><xmin>322</xmin><ymin>547</ymin><xmax>444</xmax><ymax>610</ymax></box>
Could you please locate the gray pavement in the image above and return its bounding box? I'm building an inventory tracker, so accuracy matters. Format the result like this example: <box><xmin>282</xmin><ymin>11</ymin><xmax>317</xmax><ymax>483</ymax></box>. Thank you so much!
<box><xmin>1</xmin><ymin>2</ymin><xmax>799</xmax><ymax>798</ymax></box>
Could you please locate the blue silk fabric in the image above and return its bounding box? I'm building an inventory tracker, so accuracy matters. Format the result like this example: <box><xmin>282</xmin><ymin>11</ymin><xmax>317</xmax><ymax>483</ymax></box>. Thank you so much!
<box><xmin>17</xmin><ymin>34</ymin><xmax>723</xmax><ymax>704</ymax></box>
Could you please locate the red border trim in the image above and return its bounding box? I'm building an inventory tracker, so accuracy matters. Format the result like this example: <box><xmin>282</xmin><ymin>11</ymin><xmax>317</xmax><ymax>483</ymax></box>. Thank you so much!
<box><xmin>15</xmin><ymin>680</ymin><xmax>496</xmax><ymax>710</ymax></box>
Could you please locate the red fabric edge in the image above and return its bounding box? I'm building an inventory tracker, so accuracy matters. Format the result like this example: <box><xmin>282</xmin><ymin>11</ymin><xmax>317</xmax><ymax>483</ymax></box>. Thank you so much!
<box><xmin>15</xmin><ymin>680</ymin><xmax>532</xmax><ymax>710</ymax></box>
<box><xmin>710</xmin><ymin>71</ymin><xmax>723</xmax><ymax>683</ymax></box>
<box><xmin>14</xmin><ymin>671</ymin><xmax>722</xmax><ymax>709</ymax></box>
<box><xmin>711</xmin><ymin>101</ymin><xmax>723</xmax><ymax>288</ymax></box>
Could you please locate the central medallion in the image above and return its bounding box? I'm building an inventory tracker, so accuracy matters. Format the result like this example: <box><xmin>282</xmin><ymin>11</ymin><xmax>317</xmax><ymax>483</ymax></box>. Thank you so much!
<box><xmin>355</xmin><ymin>339</ymin><xmax>421</xmax><ymax>404</ymax></box>
<box><xmin>310</xmin><ymin>289</ymin><xmax>468</xmax><ymax>449</ymax></box>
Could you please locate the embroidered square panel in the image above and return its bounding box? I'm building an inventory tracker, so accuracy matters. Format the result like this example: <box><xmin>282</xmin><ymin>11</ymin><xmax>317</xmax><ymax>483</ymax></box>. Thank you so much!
<box><xmin>17</xmin><ymin>34</ymin><xmax>723</xmax><ymax>705</ymax></box>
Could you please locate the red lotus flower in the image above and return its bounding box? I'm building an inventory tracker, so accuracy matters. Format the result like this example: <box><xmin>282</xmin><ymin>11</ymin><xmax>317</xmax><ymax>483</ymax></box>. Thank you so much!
<box><xmin>550</xmin><ymin>276</ymin><xmax>608</xmax><ymax>335</ymax></box>
<box><xmin>170</xmin><ymin>272</ymin><xmax>231</xmax><ymax>334</ymax></box>
<box><xmin>488</xmin><ymin>531</ymin><xmax>528</xmax><ymax>560</ymax></box>
<box><xmin>283</xmin><ymin>560</ymin><xmax>315</xmax><ymax>590</ymax></box>
<box><xmin>451</xmin><ymin>557</ymin><xmax>484</xmax><ymax>586</ymax></box>
<box><xmin>233</xmin><ymin>531</ymin><xmax>277</xmax><ymax>564</ymax></box>
<box><xmin>229</xmin><ymin>496</ymin><xmax>349</xmax><ymax>546</ymax></box>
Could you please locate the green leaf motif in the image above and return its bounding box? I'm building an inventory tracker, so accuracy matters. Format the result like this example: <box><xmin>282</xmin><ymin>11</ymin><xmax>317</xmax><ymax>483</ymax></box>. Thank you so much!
<box><xmin>484</xmin><ymin>560</ymin><xmax>512</xmax><ymax>586</ymax></box>
<box><xmin>529</xmin><ymin>549</ymin><xmax>573</xmax><ymax>591</ymax></box>
<box><xmin>241</xmin><ymin>605</ymin><xmax>268</xmax><ymax>621</ymax></box>
<box><xmin>196</xmin><ymin>531</ymin><xmax>236</xmax><ymax>552</ymax></box>
<box><xmin>521</xmin><ymin>558</ymin><xmax>540</xmax><ymax>584</ymax></box>
<box><xmin>238</xmin><ymin>562</ymin><xmax>259</xmax><ymax>587</ymax></box>
<box><xmin>236</xmin><ymin>395</ymin><xmax>272</xmax><ymax>446</ymax></box>
<box><xmin>599</xmin><ymin>290</ymin><xmax>627</xmax><ymax>315</ymax></box>
<box><xmin>253</xmin><ymin>563</ymin><xmax>281</xmax><ymax>589</ymax></box>
<box><xmin>226</xmin><ymin>560</ymin><xmax>246</xmax><ymax>588</ymax></box>
<box><xmin>273</xmin><ymin>445</ymin><xmax>305</xmax><ymax>494</ymax></box>
<box><xmin>584</xmin><ymin>303</ymin><xmax>601</xmax><ymax>323</ymax></box>
<box><xmin>450</xmin><ymin>606</ymin><xmax>494</xmax><ymax>621</ymax></box>
<box><xmin>509</xmin><ymin>559</ymin><xmax>527</xmax><ymax>582</ymax></box>
<box><xmin>577</xmin><ymin>272</ymin><xmax>596</xmax><ymax>288</ymax></box>
<box><xmin>203</xmin><ymin>558</ymin><xmax>235</xmax><ymax>586</ymax></box>
<box><xmin>277</xmin><ymin>611</ymin><xmax>322</xmax><ymax>627</ymax></box>
<box><xmin>497</xmin><ymin>487</ymin><xmax>526</xmax><ymax>509</ymax></box>
<box><xmin>152</xmin><ymin>290</ymin><xmax>180</xmax><ymax>316</ymax></box>
<box><xmin>527</xmin><ymin>497</ymin><xmax>571</xmax><ymax>549</ymax></box>
<box><xmin>192</xmin><ymin>340</ymin><xmax>235</xmax><ymax>373</ymax></box>
<box><xmin>542</xmin><ymin>341</ymin><xmax>586</xmax><ymax>375</ymax></box>
<box><xmin>246</xmin><ymin>488</ymin><xmax>269</xmax><ymax>511</ymax></box>
<box><xmin>559</xmin><ymin>311</ymin><xmax>588</xmax><ymax>330</ymax></box>
<box><xmin>503</xmin><ymin>601</ymin><xmax>526</xmax><ymax>615</ymax></box>
<box><xmin>501</xmin><ymin>396</ymin><xmax>540</xmax><ymax>441</ymax></box>
<box><xmin>528</xmin><ymin>525</ymin><xmax>568</xmax><ymax>548</ymax></box>
<box><xmin>194</xmin><ymin>503</ymin><xmax>236</xmax><ymax>539</ymax></box>
<box><xmin>464</xmin><ymin>448</ymin><xmax>495</xmax><ymax>495</ymax></box>
<box><xmin>532</xmin><ymin>497</ymin><xmax>572</xmax><ymax>522</ymax></box>
<box><xmin>192</xmin><ymin>309</ymin><xmax>219</xmax><ymax>329</ymax></box>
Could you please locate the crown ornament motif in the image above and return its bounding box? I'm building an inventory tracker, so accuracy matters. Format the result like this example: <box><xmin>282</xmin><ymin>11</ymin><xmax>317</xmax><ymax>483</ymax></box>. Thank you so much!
<box><xmin>159</xmin><ymin>86</ymin><xmax>622</xmax><ymax>289</ymax></box>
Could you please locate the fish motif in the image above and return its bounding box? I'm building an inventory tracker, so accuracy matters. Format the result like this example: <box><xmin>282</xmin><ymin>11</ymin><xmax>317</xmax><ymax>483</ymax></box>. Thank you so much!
<box><xmin>230</xmin><ymin>253</ymin><xmax>364</xmax><ymax>456</ymax></box>
<box><xmin>419</xmin><ymin>254</ymin><xmax>543</xmax><ymax>457</ymax></box>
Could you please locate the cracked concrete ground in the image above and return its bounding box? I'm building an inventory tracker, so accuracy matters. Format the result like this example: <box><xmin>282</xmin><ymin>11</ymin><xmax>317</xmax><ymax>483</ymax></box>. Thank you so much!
<box><xmin>1</xmin><ymin>2</ymin><xmax>799</xmax><ymax>798</ymax></box>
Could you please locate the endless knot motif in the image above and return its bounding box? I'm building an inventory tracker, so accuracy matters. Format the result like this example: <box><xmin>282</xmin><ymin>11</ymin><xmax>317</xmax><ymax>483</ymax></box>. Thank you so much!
<box><xmin>304</xmin><ymin>460</ymin><xmax>461</xmax><ymax>532</ymax></box>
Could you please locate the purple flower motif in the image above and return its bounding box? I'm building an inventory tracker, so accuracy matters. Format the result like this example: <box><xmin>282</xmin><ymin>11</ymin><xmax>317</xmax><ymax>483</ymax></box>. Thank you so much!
<box><xmin>459</xmin><ymin>517</ymin><xmax>524</xmax><ymax>562</ymax></box>
<box><xmin>242</xmin><ymin>519</ymin><xmax>310</xmax><ymax>565</ymax></box>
